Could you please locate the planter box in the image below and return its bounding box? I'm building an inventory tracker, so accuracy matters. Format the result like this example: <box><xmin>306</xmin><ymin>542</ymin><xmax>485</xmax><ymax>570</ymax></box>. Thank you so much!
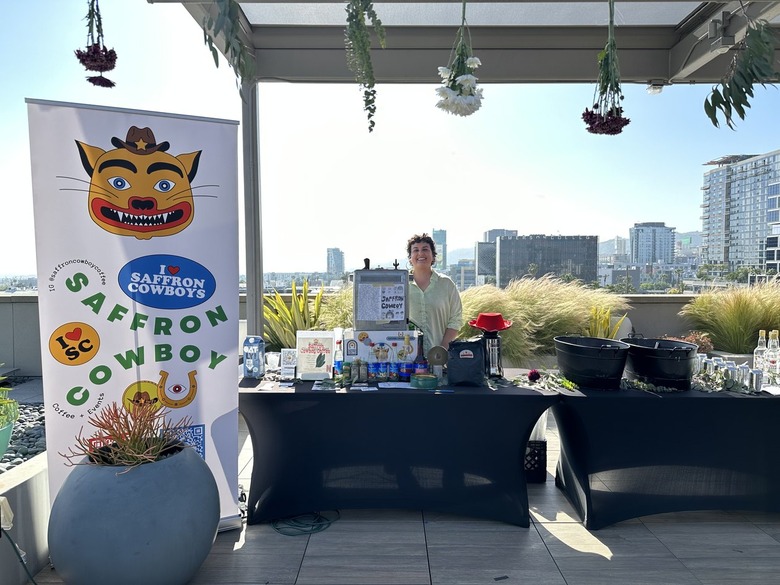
<box><xmin>709</xmin><ymin>350</ymin><xmax>753</xmax><ymax>368</ymax></box>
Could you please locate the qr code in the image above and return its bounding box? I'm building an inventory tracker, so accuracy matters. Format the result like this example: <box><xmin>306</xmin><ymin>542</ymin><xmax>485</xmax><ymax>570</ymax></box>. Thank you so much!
<box><xmin>176</xmin><ymin>424</ymin><xmax>206</xmax><ymax>459</ymax></box>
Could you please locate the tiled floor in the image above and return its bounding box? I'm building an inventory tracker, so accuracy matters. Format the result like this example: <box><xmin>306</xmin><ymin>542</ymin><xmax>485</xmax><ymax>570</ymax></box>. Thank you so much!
<box><xmin>26</xmin><ymin>383</ymin><xmax>780</xmax><ymax>585</ymax></box>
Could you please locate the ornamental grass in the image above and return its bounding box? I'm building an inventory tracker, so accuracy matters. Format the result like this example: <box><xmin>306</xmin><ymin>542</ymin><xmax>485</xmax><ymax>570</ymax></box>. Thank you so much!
<box><xmin>459</xmin><ymin>275</ymin><xmax>630</xmax><ymax>366</ymax></box>
<box><xmin>458</xmin><ymin>284</ymin><xmax>536</xmax><ymax>366</ymax></box>
<box><xmin>679</xmin><ymin>283</ymin><xmax>780</xmax><ymax>354</ymax></box>
<box><xmin>507</xmin><ymin>276</ymin><xmax>629</xmax><ymax>353</ymax></box>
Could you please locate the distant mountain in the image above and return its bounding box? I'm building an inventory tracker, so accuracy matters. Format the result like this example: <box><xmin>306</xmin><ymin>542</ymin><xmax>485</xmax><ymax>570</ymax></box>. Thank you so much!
<box><xmin>445</xmin><ymin>247</ymin><xmax>474</xmax><ymax>265</ymax></box>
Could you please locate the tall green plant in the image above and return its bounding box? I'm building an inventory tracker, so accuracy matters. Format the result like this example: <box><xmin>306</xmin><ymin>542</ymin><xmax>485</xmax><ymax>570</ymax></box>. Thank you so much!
<box><xmin>584</xmin><ymin>306</ymin><xmax>627</xmax><ymax>339</ymax></box>
<box><xmin>318</xmin><ymin>285</ymin><xmax>354</xmax><ymax>330</ymax></box>
<box><xmin>263</xmin><ymin>280</ymin><xmax>324</xmax><ymax>351</ymax></box>
<box><xmin>679</xmin><ymin>284</ymin><xmax>780</xmax><ymax>353</ymax></box>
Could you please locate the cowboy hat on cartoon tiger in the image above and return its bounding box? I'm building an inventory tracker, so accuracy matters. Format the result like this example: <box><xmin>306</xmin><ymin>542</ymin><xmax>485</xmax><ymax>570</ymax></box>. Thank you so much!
<box><xmin>76</xmin><ymin>126</ymin><xmax>201</xmax><ymax>239</ymax></box>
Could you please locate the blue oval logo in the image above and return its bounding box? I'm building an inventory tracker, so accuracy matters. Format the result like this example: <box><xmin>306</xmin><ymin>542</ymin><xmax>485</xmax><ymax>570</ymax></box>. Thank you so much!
<box><xmin>118</xmin><ymin>255</ymin><xmax>216</xmax><ymax>310</ymax></box>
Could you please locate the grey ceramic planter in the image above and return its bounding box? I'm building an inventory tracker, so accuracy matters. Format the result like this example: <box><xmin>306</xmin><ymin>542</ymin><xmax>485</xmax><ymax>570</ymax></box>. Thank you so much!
<box><xmin>48</xmin><ymin>445</ymin><xmax>219</xmax><ymax>585</ymax></box>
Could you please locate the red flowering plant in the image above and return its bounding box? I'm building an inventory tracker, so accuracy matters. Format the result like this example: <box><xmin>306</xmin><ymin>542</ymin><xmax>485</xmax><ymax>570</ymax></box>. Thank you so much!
<box><xmin>74</xmin><ymin>0</ymin><xmax>117</xmax><ymax>88</ymax></box>
<box><xmin>582</xmin><ymin>0</ymin><xmax>629</xmax><ymax>135</ymax></box>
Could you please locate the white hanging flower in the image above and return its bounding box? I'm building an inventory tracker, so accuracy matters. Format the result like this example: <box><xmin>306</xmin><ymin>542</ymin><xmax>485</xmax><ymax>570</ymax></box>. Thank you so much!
<box><xmin>434</xmin><ymin>11</ymin><xmax>483</xmax><ymax>118</ymax></box>
<box><xmin>455</xmin><ymin>74</ymin><xmax>478</xmax><ymax>91</ymax></box>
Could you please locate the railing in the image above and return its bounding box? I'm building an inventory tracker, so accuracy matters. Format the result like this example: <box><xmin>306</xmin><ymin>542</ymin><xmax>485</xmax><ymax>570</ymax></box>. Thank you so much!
<box><xmin>0</xmin><ymin>293</ymin><xmax>697</xmax><ymax>377</ymax></box>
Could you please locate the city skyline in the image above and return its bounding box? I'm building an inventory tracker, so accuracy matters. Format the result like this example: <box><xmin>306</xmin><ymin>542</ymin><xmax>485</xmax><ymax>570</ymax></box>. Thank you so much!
<box><xmin>2</xmin><ymin>2</ymin><xmax>780</xmax><ymax>277</ymax></box>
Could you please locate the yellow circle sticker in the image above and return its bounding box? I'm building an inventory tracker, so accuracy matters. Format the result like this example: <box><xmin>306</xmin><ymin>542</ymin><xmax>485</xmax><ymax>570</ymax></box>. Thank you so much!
<box><xmin>48</xmin><ymin>322</ymin><xmax>100</xmax><ymax>366</ymax></box>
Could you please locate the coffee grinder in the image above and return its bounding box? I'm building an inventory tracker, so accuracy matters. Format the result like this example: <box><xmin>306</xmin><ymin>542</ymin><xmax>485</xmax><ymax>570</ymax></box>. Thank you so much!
<box><xmin>468</xmin><ymin>313</ymin><xmax>513</xmax><ymax>379</ymax></box>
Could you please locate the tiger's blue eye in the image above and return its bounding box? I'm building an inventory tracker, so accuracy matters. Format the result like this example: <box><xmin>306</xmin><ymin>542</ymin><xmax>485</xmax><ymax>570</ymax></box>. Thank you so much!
<box><xmin>108</xmin><ymin>176</ymin><xmax>130</xmax><ymax>190</ymax></box>
<box><xmin>154</xmin><ymin>179</ymin><xmax>174</xmax><ymax>193</ymax></box>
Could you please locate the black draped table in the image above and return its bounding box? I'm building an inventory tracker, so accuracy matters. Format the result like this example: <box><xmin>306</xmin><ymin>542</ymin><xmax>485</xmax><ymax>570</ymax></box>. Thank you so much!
<box><xmin>239</xmin><ymin>377</ymin><xmax>558</xmax><ymax>526</ymax></box>
<box><xmin>553</xmin><ymin>387</ymin><xmax>780</xmax><ymax>529</ymax></box>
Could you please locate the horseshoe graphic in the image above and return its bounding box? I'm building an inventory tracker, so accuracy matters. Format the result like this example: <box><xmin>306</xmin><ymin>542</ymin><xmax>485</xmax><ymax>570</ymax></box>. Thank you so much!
<box><xmin>157</xmin><ymin>370</ymin><xmax>198</xmax><ymax>408</ymax></box>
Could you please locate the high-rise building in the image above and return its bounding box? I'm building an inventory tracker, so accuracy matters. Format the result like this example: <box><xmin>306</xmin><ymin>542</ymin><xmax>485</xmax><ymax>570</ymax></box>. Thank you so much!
<box><xmin>629</xmin><ymin>222</ymin><xmax>676</xmax><ymax>266</ymax></box>
<box><xmin>431</xmin><ymin>228</ymin><xmax>447</xmax><ymax>270</ymax></box>
<box><xmin>475</xmin><ymin>241</ymin><xmax>496</xmax><ymax>276</ymax></box>
<box><xmin>496</xmin><ymin>235</ymin><xmax>598</xmax><ymax>287</ymax></box>
<box><xmin>326</xmin><ymin>247</ymin><xmax>345</xmax><ymax>277</ymax></box>
<box><xmin>615</xmin><ymin>236</ymin><xmax>628</xmax><ymax>256</ymax></box>
<box><xmin>701</xmin><ymin>152</ymin><xmax>780</xmax><ymax>272</ymax></box>
<box><xmin>484</xmin><ymin>229</ymin><xmax>517</xmax><ymax>243</ymax></box>
<box><xmin>452</xmin><ymin>258</ymin><xmax>476</xmax><ymax>290</ymax></box>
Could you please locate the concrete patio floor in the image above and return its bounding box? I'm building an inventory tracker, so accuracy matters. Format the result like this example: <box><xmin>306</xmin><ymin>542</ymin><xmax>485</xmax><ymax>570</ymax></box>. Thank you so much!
<box><xmin>18</xmin><ymin>377</ymin><xmax>780</xmax><ymax>585</ymax></box>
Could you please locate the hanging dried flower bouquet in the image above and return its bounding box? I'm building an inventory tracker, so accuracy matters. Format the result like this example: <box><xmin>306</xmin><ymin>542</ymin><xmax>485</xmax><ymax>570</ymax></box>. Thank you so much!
<box><xmin>582</xmin><ymin>0</ymin><xmax>629</xmax><ymax>134</ymax></box>
<box><xmin>436</xmin><ymin>0</ymin><xmax>483</xmax><ymax>117</ymax></box>
<box><xmin>74</xmin><ymin>0</ymin><xmax>117</xmax><ymax>88</ymax></box>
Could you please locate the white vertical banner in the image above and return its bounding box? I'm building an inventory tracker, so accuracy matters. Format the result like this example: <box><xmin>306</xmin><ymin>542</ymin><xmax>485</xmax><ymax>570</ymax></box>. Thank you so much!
<box><xmin>27</xmin><ymin>99</ymin><xmax>241</xmax><ymax>529</ymax></box>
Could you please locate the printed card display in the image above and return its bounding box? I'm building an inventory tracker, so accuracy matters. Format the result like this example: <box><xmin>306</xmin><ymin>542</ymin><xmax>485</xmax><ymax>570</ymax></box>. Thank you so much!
<box><xmin>280</xmin><ymin>348</ymin><xmax>297</xmax><ymax>380</ymax></box>
<box><xmin>296</xmin><ymin>331</ymin><xmax>334</xmax><ymax>380</ymax></box>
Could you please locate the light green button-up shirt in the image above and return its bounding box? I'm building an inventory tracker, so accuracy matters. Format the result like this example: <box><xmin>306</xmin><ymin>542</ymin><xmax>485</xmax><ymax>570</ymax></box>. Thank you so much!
<box><xmin>408</xmin><ymin>269</ymin><xmax>463</xmax><ymax>355</ymax></box>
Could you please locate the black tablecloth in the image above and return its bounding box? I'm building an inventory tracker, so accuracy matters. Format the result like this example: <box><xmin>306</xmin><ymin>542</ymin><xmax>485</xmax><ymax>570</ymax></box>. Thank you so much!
<box><xmin>239</xmin><ymin>379</ymin><xmax>558</xmax><ymax>526</ymax></box>
<box><xmin>553</xmin><ymin>387</ymin><xmax>780</xmax><ymax>529</ymax></box>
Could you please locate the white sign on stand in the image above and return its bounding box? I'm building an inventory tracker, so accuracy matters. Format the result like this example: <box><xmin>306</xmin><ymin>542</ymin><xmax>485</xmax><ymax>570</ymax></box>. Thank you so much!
<box><xmin>28</xmin><ymin>99</ymin><xmax>241</xmax><ymax>530</ymax></box>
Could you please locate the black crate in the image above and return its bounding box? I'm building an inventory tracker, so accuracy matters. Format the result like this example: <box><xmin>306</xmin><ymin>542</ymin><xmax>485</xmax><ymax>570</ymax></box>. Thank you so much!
<box><xmin>524</xmin><ymin>440</ymin><xmax>547</xmax><ymax>483</ymax></box>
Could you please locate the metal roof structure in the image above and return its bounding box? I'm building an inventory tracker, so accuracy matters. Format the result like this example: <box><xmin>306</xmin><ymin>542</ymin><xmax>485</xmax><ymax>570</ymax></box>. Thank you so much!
<box><xmin>161</xmin><ymin>0</ymin><xmax>780</xmax><ymax>332</ymax></box>
<box><xmin>171</xmin><ymin>0</ymin><xmax>780</xmax><ymax>86</ymax></box>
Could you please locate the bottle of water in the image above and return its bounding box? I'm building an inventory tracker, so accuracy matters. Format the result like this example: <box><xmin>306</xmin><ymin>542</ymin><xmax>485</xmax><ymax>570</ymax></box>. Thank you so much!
<box><xmin>376</xmin><ymin>343</ymin><xmax>389</xmax><ymax>382</ymax></box>
<box><xmin>753</xmin><ymin>329</ymin><xmax>767</xmax><ymax>372</ymax></box>
<box><xmin>764</xmin><ymin>330</ymin><xmax>779</xmax><ymax>382</ymax></box>
<box><xmin>399</xmin><ymin>334</ymin><xmax>414</xmax><ymax>382</ymax></box>
<box><xmin>333</xmin><ymin>340</ymin><xmax>343</xmax><ymax>376</ymax></box>
<box><xmin>367</xmin><ymin>343</ymin><xmax>378</xmax><ymax>382</ymax></box>
<box><xmin>388</xmin><ymin>342</ymin><xmax>400</xmax><ymax>382</ymax></box>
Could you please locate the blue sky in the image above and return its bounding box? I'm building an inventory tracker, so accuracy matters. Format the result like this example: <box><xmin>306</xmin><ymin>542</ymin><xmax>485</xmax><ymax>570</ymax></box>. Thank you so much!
<box><xmin>3</xmin><ymin>1</ymin><xmax>780</xmax><ymax>276</ymax></box>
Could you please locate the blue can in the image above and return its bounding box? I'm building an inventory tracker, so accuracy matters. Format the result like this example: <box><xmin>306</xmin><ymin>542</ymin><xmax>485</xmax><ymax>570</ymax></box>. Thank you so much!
<box><xmin>243</xmin><ymin>336</ymin><xmax>265</xmax><ymax>379</ymax></box>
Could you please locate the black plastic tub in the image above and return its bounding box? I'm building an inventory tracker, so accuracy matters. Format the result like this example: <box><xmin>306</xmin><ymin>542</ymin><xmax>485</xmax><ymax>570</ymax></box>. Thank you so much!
<box><xmin>620</xmin><ymin>337</ymin><xmax>698</xmax><ymax>390</ymax></box>
<box><xmin>554</xmin><ymin>336</ymin><xmax>630</xmax><ymax>389</ymax></box>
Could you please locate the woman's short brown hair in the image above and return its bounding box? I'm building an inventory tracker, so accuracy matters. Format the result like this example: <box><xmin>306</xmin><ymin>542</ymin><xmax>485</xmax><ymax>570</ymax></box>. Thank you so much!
<box><xmin>407</xmin><ymin>233</ymin><xmax>437</xmax><ymax>260</ymax></box>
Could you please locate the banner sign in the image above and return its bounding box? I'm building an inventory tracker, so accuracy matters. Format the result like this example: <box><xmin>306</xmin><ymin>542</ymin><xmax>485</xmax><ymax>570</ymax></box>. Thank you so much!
<box><xmin>27</xmin><ymin>99</ymin><xmax>241</xmax><ymax>529</ymax></box>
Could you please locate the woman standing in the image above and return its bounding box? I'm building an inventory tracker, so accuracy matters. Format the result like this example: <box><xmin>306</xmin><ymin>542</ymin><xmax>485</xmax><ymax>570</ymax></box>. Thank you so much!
<box><xmin>407</xmin><ymin>233</ymin><xmax>463</xmax><ymax>355</ymax></box>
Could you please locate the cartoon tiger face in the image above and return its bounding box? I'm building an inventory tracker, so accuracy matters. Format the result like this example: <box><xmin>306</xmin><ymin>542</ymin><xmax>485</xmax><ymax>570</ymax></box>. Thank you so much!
<box><xmin>76</xmin><ymin>126</ymin><xmax>201</xmax><ymax>239</ymax></box>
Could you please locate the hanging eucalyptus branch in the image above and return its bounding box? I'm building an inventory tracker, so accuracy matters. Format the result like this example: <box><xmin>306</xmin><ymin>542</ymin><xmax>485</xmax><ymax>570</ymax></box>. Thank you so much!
<box><xmin>704</xmin><ymin>13</ymin><xmax>779</xmax><ymax>129</ymax></box>
<box><xmin>582</xmin><ymin>0</ymin><xmax>630</xmax><ymax>135</ymax></box>
<box><xmin>202</xmin><ymin>0</ymin><xmax>256</xmax><ymax>90</ymax></box>
<box><xmin>345</xmin><ymin>0</ymin><xmax>387</xmax><ymax>132</ymax></box>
